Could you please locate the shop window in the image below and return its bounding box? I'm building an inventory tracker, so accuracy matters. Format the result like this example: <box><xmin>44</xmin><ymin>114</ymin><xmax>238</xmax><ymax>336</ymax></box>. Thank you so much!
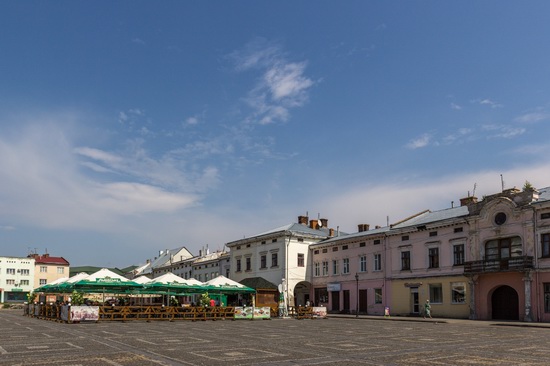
<box><xmin>451</xmin><ymin>282</ymin><xmax>466</xmax><ymax>303</ymax></box>
<box><xmin>429</xmin><ymin>284</ymin><xmax>443</xmax><ymax>303</ymax></box>
<box><xmin>374</xmin><ymin>288</ymin><xmax>383</xmax><ymax>304</ymax></box>
<box><xmin>315</xmin><ymin>287</ymin><xmax>328</xmax><ymax>304</ymax></box>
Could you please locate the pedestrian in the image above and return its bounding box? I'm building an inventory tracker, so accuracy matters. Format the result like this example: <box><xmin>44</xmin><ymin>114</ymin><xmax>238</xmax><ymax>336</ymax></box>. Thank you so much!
<box><xmin>423</xmin><ymin>299</ymin><xmax>432</xmax><ymax>319</ymax></box>
<box><xmin>210</xmin><ymin>298</ymin><xmax>216</xmax><ymax>307</ymax></box>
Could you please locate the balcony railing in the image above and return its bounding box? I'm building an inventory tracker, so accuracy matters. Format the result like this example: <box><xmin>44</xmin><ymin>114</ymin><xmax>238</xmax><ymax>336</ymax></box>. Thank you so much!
<box><xmin>464</xmin><ymin>256</ymin><xmax>534</xmax><ymax>275</ymax></box>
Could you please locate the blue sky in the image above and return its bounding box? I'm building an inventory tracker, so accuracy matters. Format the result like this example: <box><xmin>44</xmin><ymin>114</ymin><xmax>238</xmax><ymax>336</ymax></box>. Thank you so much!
<box><xmin>1</xmin><ymin>1</ymin><xmax>550</xmax><ymax>267</ymax></box>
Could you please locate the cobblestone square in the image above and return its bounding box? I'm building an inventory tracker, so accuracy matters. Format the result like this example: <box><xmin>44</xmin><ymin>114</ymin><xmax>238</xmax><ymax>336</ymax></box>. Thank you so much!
<box><xmin>2</xmin><ymin>310</ymin><xmax>550</xmax><ymax>366</ymax></box>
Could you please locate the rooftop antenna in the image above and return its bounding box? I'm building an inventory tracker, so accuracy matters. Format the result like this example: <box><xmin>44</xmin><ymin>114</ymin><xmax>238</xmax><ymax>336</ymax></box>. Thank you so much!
<box><xmin>500</xmin><ymin>174</ymin><xmax>505</xmax><ymax>192</ymax></box>
<box><xmin>472</xmin><ymin>183</ymin><xmax>477</xmax><ymax>197</ymax></box>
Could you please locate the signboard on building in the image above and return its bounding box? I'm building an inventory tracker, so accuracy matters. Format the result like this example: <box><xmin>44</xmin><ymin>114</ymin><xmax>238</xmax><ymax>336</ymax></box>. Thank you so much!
<box><xmin>327</xmin><ymin>283</ymin><xmax>341</xmax><ymax>292</ymax></box>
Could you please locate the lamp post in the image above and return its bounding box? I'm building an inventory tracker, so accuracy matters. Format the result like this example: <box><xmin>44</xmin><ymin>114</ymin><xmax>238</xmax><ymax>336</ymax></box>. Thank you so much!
<box><xmin>355</xmin><ymin>273</ymin><xmax>359</xmax><ymax>318</ymax></box>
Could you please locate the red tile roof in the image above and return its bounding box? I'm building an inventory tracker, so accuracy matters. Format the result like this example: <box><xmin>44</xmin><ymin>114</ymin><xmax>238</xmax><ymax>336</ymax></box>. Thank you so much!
<box><xmin>29</xmin><ymin>254</ymin><xmax>70</xmax><ymax>265</ymax></box>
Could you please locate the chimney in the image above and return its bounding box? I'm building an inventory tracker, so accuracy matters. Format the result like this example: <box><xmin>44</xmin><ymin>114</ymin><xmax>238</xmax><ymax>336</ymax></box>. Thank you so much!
<box><xmin>43</xmin><ymin>253</ymin><xmax>50</xmax><ymax>258</ymax></box>
<box><xmin>309</xmin><ymin>219</ymin><xmax>319</xmax><ymax>229</ymax></box>
<box><xmin>298</xmin><ymin>215</ymin><xmax>309</xmax><ymax>225</ymax></box>
<box><xmin>329</xmin><ymin>228</ymin><xmax>335</xmax><ymax>237</ymax></box>
<box><xmin>460</xmin><ymin>196</ymin><xmax>478</xmax><ymax>206</ymax></box>
<box><xmin>375</xmin><ymin>225</ymin><xmax>381</xmax><ymax>229</ymax></box>
<box><xmin>320</xmin><ymin>218</ymin><xmax>328</xmax><ymax>228</ymax></box>
<box><xmin>358</xmin><ymin>224</ymin><xmax>370</xmax><ymax>232</ymax></box>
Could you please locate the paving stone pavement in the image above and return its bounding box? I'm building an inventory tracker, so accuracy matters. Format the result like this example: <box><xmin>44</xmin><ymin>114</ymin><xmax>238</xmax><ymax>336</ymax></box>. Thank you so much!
<box><xmin>1</xmin><ymin>309</ymin><xmax>550</xmax><ymax>366</ymax></box>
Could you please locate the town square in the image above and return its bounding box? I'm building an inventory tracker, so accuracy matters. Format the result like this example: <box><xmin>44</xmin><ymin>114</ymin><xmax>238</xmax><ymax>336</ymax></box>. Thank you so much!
<box><xmin>2</xmin><ymin>309</ymin><xmax>550</xmax><ymax>366</ymax></box>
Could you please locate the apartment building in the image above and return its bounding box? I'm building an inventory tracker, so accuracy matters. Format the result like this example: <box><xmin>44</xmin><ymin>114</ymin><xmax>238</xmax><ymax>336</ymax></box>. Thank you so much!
<box><xmin>28</xmin><ymin>253</ymin><xmax>70</xmax><ymax>290</ymax></box>
<box><xmin>0</xmin><ymin>256</ymin><xmax>35</xmax><ymax>302</ymax></box>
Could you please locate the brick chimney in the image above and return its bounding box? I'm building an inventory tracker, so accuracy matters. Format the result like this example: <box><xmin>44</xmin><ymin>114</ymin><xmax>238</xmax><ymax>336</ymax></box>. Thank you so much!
<box><xmin>329</xmin><ymin>228</ymin><xmax>335</xmax><ymax>236</ymax></box>
<box><xmin>309</xmin><ymin>219</ymin><xmax>319</xmax><ymax>229</ymax></box>
<box><xmin>358</xmin><ymin>224</ymin><xmax>370</xmax><ymax>232</ymax></box>
<box><xmin>298</xmin><ymin>215</ymin><xmax>309</xmax><ymax>225</ymax></box>
<box><xmin>320</xmin><ymin>218</ymin><xmax>328</xmax><ymax>228</ymax></box>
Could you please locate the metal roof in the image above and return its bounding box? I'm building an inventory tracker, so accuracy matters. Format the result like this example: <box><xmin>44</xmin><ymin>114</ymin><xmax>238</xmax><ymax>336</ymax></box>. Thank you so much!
<box><xmin>390</xmin><ymin>205</ymin><xmax>470</xmax><ymax>230</ymax></box>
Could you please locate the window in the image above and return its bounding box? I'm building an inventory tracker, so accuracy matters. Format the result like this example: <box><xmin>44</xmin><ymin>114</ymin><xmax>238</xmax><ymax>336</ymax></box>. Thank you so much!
<box><xmin>429</xmin><ymin>284</ymin><xmax>443</xmax><ymax>303</ymax></box>
<box><xmin>360</xmin><ymin>242</ymin><xmax>366</xmax><ymax>247</ymax></box>
<box><xmin>246</xmin><ymin>244</ymin><xmax>250</xmax><ymax>248</ymax></box>
<box><xmin>272</xmin><ymin>238</ymin><xmax>277</xmax><ymax>243</ymax></box>
<box><xmin>374</xmin><ymin>288</ymin><xmax>383</xmax><ymax>304</ymax></box>
<box><xmin>297</xmin><ymin>253</ymin><xmax>305</xmax><ymax>267</ymax></box>
<box><xmin>260</xmin><ymin>255</ymin><xmax>267</xmax><ymax>269</ymax></box>
<box><xmin>453</xmin><ymin>244</ymin><xmax>465</xmax><ymax>265</ymax></box>
<box><xmin>454</xmin><ymin>227</ymin><xmax>463</xmax><ymax>233</ymax></box>
<box><xmin>261</xmin><ymin>240</ymin><xmax>266</xmax><ymax>244</ymax></box>
<box><xmin>271</xmin><ymin>253</ymin><xmax>278</xmax><ymax>267</ymax></box>
<box><xmin>20</xmin><ymin>269</ymin><xmax>30</xmax><ymax>276</ymax></box>
<box><xmin>236</xmin><ymin>246</ymin><xmax>241</xmax><ymax>250</ymax></box>
<box><xmin>57</xmin><ymin>267</ymin><xmax>64</xmax><ymax>274</ymax></box>
<box><xmin>322</xmin><ymin>261</ymin><xmax>329</xmax><ymax>276</ymax></box>
<box><xmin>332</xmin><ymin>247</ymin><xmax>338</xmax><ymax>252</ymax></box>
<box><xmin>485</xmin><ymin>237</ymin><xmax>522</xmax><ymax>260</ymax></box>
<box><xmin>297</xmin><ymin>238</ymin><xmax>304</xmax><ymax>242</ymax></box>
<box><xmin>359</xmin><ymin>256</ymin><xmax>367</xmax><ymax>272</ymax></box>
<box><xmin>428</xmin><ymin>247</ymin><xmax>439</xmax><ymax>268</ymax></box>
<box><xmin>322</xmin><ymin>249</ymin><xmax>328</xmax><ymax>253</ymax></box>
<box><xmin>315</xmin><ymin>288</ymin><xmax>329</xmax><ymax>304</ymax></box>
<box><xmin>494</xmin><ymin>212</ymin><xmax>507</xmax><ymax>225</ymax></box>
<box><xmin>39</xmin><ymin>279</ymin><xmax>47</xmax><ymax>285</ymax></box>
<box><xmin>542</xmin><ymin>213</ymin><xmax>550</xmax><ymax>220</ymax></box>
<box><xmin>314</xmin><ymin>262</ymin><xmax>320</xmax><ymax>277</ymax></box>
<box><xmin>40</xmin><ymin>266</ymin><xmax>47</xmax><ymax>273</ymax></box>
<box><xmin>314</xmin><ymin>250</ymin><xmax>319</xmax><ymax>254</ymax></box>
<box><xmin>245</xmin><ymin>257</ymin><xmax>251</xmax><ymax>271</ymax></box>
<box><xmin>451</xmin><ymin>282</ymin><xmax>466</xmax><ymax>304</ymax></box>
<box><xmin>374</xmin><ymin>239</ymin><xmax>381</xmax><ymax>245</ymax></box>
<box><xmin>401</xmin><ymin>251</ymin><xmax>411</xmax><ymax>270</ymax></box>
<box><xmin>332</xmin><ymin>260</ymin><xmax>339</xmax><ymax>275</ymax></box>
<box><xmin>6</xmin><ymin>268</ymin><xmax>15</xmax><ymax>275</ymax></box>
<box><xmin>402</xmin><ymin>235</ymin><xmax>409</xmax><ymax>241</ymax></box>
<box><xmin>236</xmin><ymin>259</ymin><xmax>241</xmax><ymax>272</ymax></box>
<box><xmin>374</xmin><ymin>254</ymin><xmax>382</xmax><ymax>271</ymax></box>
<box><xmin>545</xmin><ymin>283</ymin><xmax>550</xmax><ymax>313</ymax></box>
<box><xmin>205</xmin><ymin>273</ymin><xmax>209</xmax><ymax>281</ymax></box>
<box><xmin>429</xmin><ymin>231</ymin><xmax>438</xmax><ymax>237</ymax></box>
<box><xmin>6</xmin><ymin>279</ymin><xmax>15</xmax><ymax>285</ymax></box>
<box><xmin>342</xmin><ymin>258</ymin><xmax>350</xmax><ymax>274</ymax></box>
<box><xmin>542</xmin><ymin>233</ymin><xmax>550</xmax><ymax>258</ymax></box>
<box><xmin>342</xmin><ymin>245</ymin><xmax>348</xmax><ymax>250</ymax></box>
<box><xmin>20</xmin><ymin>280</ymin><xmax>29</xmax><ymax>286</ymax></box>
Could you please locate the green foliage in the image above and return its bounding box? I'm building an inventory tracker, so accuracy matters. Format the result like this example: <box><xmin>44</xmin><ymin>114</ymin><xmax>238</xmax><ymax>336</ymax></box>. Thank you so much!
<box><xmin>26</xmin><ymin>291</ymin><xmax>36</xmax><ymax>303</ymax></box>
<box><xmin>523</xmin><ymin>180</ymin><xmax>535</xmax><ymax>191</ymax></box>
<box><xmin>199</xmin><ymin>292</ymin><xmax>211</xmax><ymax>307</ymax></box>
<box><xmin>2</xmin><ymin>303</ymin><xmax>10</xmax><ymax>309</ymax></box>
<box><xmin>70</xmin><ymin>290</ymin><xmax>84</xmax><ymax>306</ymax></box>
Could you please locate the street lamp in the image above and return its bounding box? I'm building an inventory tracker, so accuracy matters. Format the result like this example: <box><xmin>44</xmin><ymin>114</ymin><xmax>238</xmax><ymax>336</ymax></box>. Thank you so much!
<box><xmin>355</xmin><ymin>273</ymin><xmax>359</xmax><ymax>318</ymax></box>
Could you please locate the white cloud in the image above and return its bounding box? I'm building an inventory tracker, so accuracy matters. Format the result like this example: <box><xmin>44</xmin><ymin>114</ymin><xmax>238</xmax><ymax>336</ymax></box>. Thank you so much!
<box><xmin>319</xmin><ymin>164</ymin><xmax>550</xmax><ymax>233</ymax></box>
<box><xmin>185</xmin><ymin>116</ymin><xmax>199</xmax><ymax>125</ymax></box>
<box><xmin>406</xmin><ymin>134</ymin><xmax>431</xmax><ymax>149</ymax></box>
<box><xmin>230</xmin><ymin>39</ymin><xmax>315</xmax><ymax>125</ymax></box>
<box><xmin>450</xmin><ymin>102</ymin><xmax>462</xmax><ymax>110</ymax></box>
<box><xmin>132</xmin><ymin>38</ymin><xmax>146</xmax><ymax>45</ymax></box>
<box><xmin>482</xmin><ymin>124</ymin><xmax>525</xmax><ymax>139</ymax></box>
<box><xmin>0</xmin><ymin>117</ymin><xmax>203</xmax><ymax>233</ymax></box>
<box><xmin>474</xmin><ymin>98</ymin><xmax>503</xmax><ymax>108</ymax></box>
<box><xmin>515</xmin><ymin>112</ymin><xmax>550</xmax><ymax>123</ymax></box>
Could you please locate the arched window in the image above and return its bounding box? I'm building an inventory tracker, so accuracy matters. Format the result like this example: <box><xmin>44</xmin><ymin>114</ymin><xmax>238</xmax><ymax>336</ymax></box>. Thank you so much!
<box><xmin>484</xmin><ymin>236</ymin><xmax>522</xmax><ymax>260</ymax></box>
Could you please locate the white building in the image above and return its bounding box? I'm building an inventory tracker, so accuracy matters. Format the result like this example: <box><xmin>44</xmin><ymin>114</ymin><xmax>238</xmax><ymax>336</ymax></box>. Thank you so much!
<box><xmin>0</xmin><ymin>256</ymin><xmax>35</xmax><ymax>303</ymax></box>
<box><xmin>226</xmin><ymin>215</ymin><xmax>338</xmax><ymax>310</ymax></box>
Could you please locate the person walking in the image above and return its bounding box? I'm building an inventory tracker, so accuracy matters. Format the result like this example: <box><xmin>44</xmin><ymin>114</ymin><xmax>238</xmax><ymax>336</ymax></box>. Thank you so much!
<box><xmin>423</xmin><ymin>299</ymin><xmax>432</xmax><ymax>319</ymax></box>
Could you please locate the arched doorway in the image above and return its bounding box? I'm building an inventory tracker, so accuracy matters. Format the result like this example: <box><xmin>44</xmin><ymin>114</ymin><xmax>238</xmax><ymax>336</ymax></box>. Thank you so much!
<box><xmin>491</xmin><ymin>285</ymin><xmax>519</xmax><ymax>320</ymax></box>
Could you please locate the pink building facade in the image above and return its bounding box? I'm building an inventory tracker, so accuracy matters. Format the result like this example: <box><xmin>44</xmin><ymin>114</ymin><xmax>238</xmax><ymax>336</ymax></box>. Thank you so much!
<box><xmin>309</xmin><ymin>185</ymin><xmax>550</xmax><ymax>322</ymax></box>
